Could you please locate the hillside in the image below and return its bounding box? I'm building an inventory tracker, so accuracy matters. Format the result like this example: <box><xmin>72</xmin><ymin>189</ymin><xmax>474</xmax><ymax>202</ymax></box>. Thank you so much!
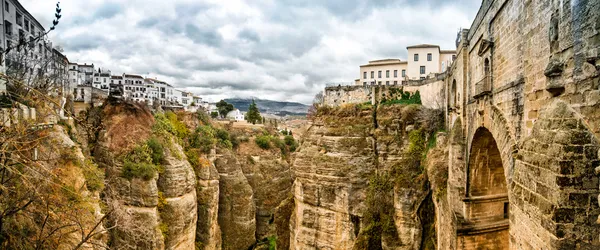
<box><xmin>224</xmin><ymin>98</ymin><xmax>309</xmax><ymax>116</ymax></box>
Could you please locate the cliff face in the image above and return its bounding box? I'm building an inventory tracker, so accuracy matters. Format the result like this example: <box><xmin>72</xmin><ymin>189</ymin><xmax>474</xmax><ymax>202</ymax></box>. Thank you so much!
<box><xmin>93</xmin><ymin>101</ymin><xmax>197</xmax><ymax>249</ymax></box>
<box><xmin>290</xmin><ymin>104</ymin><xmax>441</xmax><ymax>250</ymax></box>
<box><xmin>290</xmin><ymin>105</ymin><xmax>375</xmax><ymax>249</ymax></box>
<box><xmin>214</xmin><ymin>150</ymin><xmax>257</xmax><ymax>250</ymax></box>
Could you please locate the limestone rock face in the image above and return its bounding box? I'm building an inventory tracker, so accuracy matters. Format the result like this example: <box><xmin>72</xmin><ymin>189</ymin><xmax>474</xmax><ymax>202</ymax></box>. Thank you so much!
<box><xmin>195</xmin><ymin>157</ymin><xmax>222</xmax><ymax>250</ymax></box>
<box><xmin>290</xmin><ymin>105</ymin><xmax>435</xmax><ymax>250</ymax></box>
<box><xmin>214</xmin><ymin>150</ymin><xmax>257</xmax><ymax>250</ymax></box>
<box><xmin>239</xmin><ymin>152</ymin><xmax>294</xmax><ymax>240</ymax></box>
<box><xmin>159</xmin><ymin>142</ymin><xmax>198</xmax><ymax>250</ymax></box>
<box><xmin>95</xmin><ymin>101</ymin><xmax>197</xmax><ymax>249</ymax></box>
<box><xmin>290</xmin><ymin>108</ymin><xmax>376</xmax><ymax>250</ymax></box>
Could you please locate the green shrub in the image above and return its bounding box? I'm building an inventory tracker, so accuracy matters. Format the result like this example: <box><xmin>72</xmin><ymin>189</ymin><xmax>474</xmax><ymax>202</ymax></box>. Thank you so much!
<box><xmin>268</xmin><ymin>236</ymin><xmax>277</xmax><ymax>250</ymax></box>
<box><xmin>255</xmin><ymin>135</ymin><xmax>271</xmax><ymax>149</ymax></box>
<box><xmin>122</xmin><ymin>161</ymin><xmax>156</xmax><ymax>181</ymax></box>
<box><xmin>121</xmin><ymin>145</ymin><xmax>159</xmax><ymax>181</ymax></box>
<box><xmin>229</xmin><ymin>133</ymin><xmax>240</xmax><ymax>149</ymax></box>
<box><xmin>146</xmin><ymin>137</ymin><xmax>165</xmax><ymax>164</ymax></box>
<box><xmin>166</xmin><ymin>111</ymin><xmax>188</xmax><ymax>139</ymax></box>
<box><xmin>82</xmin><ymin>159</ymin><xmax>104</xmax><ymax>192</ymax></box>
<box><xmin>190</xmin><ymin>126</ymin><xmax>216</xmax><ymax>153</ymax></box>
<box><xmin>215</xmin><ymin>129</ymin><xmax>229</xmax><ymax>142</ymax></box>
<box><xmin>197</xmin><ymin>110</ymin><xmax>210</xmax><ymax>125</ymax></box>
<box><xmin>284</xmin><ymin>135</ymin><xmax>295</xmax><ymax>146</ymax></box>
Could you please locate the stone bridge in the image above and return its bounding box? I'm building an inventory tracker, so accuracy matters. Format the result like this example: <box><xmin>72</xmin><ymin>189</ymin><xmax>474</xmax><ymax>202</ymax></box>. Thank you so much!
<box><xmin>442</xmin><ymin>0</ymin><xmax>600</xmax><ymax>249</ymax></box>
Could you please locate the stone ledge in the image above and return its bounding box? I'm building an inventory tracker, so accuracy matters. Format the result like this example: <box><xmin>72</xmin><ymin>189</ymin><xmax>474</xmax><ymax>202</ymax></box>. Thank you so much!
<box><xmin>463</xmin><ymin>194</ymin><xmax>509</xmax><ymax>204</ymax></box>
<box><xmin>457</xmin><ymin>219</ymin><xmax>509</xmax><ymax>236</ymax></box>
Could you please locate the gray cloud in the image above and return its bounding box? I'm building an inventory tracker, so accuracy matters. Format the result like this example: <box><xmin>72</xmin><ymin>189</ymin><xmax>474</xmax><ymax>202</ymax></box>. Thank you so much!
<box><xmin>20</xmin><ymin>0</ymin><xmax>481</xmax><ymax>104</ymax></box>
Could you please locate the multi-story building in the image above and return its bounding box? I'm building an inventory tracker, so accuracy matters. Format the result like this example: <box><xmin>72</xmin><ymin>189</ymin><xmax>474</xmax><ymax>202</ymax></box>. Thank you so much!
<box><xmin>173</xmin><ymin>89</ymin><xmax>193</xmax><ymax>106</ymax></box>
<box><xmin>68</xmin><ymin>63</ymin><xmax>94</xmax><ymax>86</ymax></box>
<box><xmin>357</xmin><ymin>44</ymin><xmax>456</xmax><ymax>85</ymax></box>
<box><xmin>146</xmin><ymin>78</ymin><xmax>175</xmax><ymax>105</ymax></box>
<box><xmin>358</xmin><ymin>59</ymin><xmax>407</xmax><ymax>86</ymax></box>
<box><xmin>406</xmin><ymin>44</ymin><xmax>455</xmax><ymax>80</ymax></box>
<box><xmin>122</xmin><ymin>74</ymin><xmax>148</xmax><ymax>103</ymax></box>
<box><xmin>1</xmin><ymin>0</ymin><xmax>55</xmax><ymax>91</ymax></box>
<box><xmin>92</xmin><ymin>69</ymin><xmax>111</xmax><ymax>92</ymax></box>
<box><xmin>50</xmin><ymin>48</ymin><xmax>69</xmax><ymax>94</ymax></box>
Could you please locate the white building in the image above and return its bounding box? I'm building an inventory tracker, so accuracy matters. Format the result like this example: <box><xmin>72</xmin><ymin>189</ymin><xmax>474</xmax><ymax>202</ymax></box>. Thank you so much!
<box><xmin>92</xmin><ymin>69</ymin><xmax>111</xmax><ymax>92</ymax></box>
<box><xmin>122</xmin><ymin>74</ymin><xmax>148</xmax><ymax>103</ymax></box>
<box><xmin>226</xmin><ymin>109</ymin><xmax>245</xmax><ymax>121</ymax></box>
<box><xmin>357</xmin><ymin>44</ymin><xmax>456</xmax><ymax>85</ymax></box>
<box><xmin>68</xmin><ymin>63</ymin><xmax>94</xmax><ymax>86</ymax></box>
<box><xmin>146</xmin><ymin>78</ymin><xmax>175</xmax><ymax>105</ymax></box>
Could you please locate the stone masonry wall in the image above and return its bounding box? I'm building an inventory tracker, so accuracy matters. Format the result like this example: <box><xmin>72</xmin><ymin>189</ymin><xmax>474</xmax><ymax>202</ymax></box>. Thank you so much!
<box><xmin>323</xmin><ymin>80</ymin><xmax>444</xmax><ymax>109</ymax></box>
<box><xmin>442</xmin><ymin>0</ymin><xmax>600</xmax><ymax>249</ymax></box>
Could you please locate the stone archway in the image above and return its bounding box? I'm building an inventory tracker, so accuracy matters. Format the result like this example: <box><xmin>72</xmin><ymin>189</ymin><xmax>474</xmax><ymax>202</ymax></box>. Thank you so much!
<box><xmin>458</xmin><ymin>127</ymin><xmax>510</xmax><ymax>250</ymax></box>
<box><xmin>468</xmin><ymin>128</ymin><xmax>507</xmax><ymax>198</ymax></box>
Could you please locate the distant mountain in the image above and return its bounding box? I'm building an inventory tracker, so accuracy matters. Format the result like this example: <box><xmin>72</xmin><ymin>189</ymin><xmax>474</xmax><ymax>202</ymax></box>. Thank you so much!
<box><xmin>224</xmin><ymin>98</ymin><xmax>309</xmax><ymax>116</ymax></box>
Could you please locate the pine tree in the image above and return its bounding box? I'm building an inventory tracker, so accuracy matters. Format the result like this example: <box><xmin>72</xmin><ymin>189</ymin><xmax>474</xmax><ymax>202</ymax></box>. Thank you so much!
<box><xmin>245</xmin><ymin>99</ymin><xmax>262</xmax><ymax>124</ymax></box>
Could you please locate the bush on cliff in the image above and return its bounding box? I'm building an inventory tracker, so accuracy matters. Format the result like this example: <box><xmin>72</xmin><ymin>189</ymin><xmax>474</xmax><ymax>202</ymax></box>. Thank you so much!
<box><xmin>255</xmin><ymin>135</ymin><xmax>272</xmax><ymax>149</ymax></box>
<box><xmin>121</xmin><ymin>144</ymin><xmax>160</xmax><ymax>181</ymax></box>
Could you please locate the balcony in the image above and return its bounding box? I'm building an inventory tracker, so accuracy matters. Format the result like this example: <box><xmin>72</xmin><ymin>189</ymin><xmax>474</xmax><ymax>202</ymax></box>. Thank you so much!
<box><xmin>474</xmin><ymin>75</ymin><xmax>491</xmax><ymax>99</ymax></box>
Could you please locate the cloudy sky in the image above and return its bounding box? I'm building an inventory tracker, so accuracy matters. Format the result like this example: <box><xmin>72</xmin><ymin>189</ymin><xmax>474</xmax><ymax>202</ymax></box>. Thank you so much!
<box><xmin>21</xmin><ymin>0</ymin><xmax>480</xmax><ymax>104</ymax></box>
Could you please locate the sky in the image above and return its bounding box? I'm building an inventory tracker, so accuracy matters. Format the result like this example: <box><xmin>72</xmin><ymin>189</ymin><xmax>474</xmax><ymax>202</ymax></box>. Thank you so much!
<box><xmin>21</xmin><ymin>0</ymin><xmax>481</xmax><ymax>104</ymax></box>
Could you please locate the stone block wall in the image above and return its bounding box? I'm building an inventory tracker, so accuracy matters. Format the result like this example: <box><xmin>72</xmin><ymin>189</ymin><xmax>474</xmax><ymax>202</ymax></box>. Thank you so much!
<box><xmin>323</xmin><ymin>80</ymin><xmax>444</xmax><ymax>109</ymax></box>
<box><xmin>442</xmin><ymin>0</ymin><xmax>600</xmax><ymax>249</ymax></box>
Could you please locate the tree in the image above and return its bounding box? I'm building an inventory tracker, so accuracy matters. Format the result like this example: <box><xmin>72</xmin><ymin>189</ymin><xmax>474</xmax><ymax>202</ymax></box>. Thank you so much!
<box><xmin>245</xmin><ymin>99</ymin><xmax>262</xmax><ymax>124</ymax></box>
<box><xmin>216</xmin><ymin>100</ymin><xmax>234</xmax><ymax>119</ymax></box>
<box><xmin>210</xmin><ymin>111</ymin><xmax>218</xmax><ymax>119</ymax></box>
<box><xmin>0</xmin><ymin>4</ymin><xmax>109</xmax><ymax>249</ymax></box>
<box><xmin>307</xmin><ymin>91</ymin><xmax>323</xmax><ymax>120</ymax></box>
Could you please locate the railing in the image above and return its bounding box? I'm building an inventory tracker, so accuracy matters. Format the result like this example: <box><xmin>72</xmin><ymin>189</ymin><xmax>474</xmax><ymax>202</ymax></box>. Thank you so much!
<box><xmin>325</xmin><ymin>82</ymin><xmax>355</xmax><ymax>87</ymax></box>
<box><xmin>474</xmin><ymin>75</ymin><xmax>491</xmax><ymax>99</ymax></box>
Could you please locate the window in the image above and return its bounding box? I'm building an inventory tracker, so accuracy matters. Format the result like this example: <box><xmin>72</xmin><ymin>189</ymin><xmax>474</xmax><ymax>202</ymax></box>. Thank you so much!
<box><xmin>452</xmin><ymin>55</ymin><xmax>456</xmax><ymax>61</ymax></box>
<box><xmin>378</xmin><ymin>81</ymin><xmax>382</xmax><ymax>85</ymax></box>
<box><xmin>24</xmin><ymin>19</ymin><xmax>29</xmax><ymax>31</ymax></box>
<box><xmin>16</xmin><ymin>12</ymin><xmax>22</xmax><ymax>26</ymax></box>
<box><xmin>414</xmin><ymin>54</ymin><xmax>419</xmax><ymax>61</ymax></box>
<box><xmin>420</xmin><ymin>77</ymin><xmax>426</xmax><ymax>80</ymax></box>
<box><xmin>4</xmin><ymin>21</ymin><xmax>11</xmax><ymax>35</ymax></box>
<box><xmin>5</xmin><ymin>1</ymin><xmax>8</xmax><ymax>12</ymax></box>
<box><xmin>103</xmin><ymin>78</ymin><xmax>106</xmax><ymax>83</ymax></box>
<box><xmin>371</xmin><ymin>71</ymin><xmax>374</xmax><ymax>78</ymax></box>
<box><xmin>427</xmin><ymin>53</ymin><xmax>432</xmax><ymax>61</ymax></box>
<box><xmin>401</xmin><ymin>69</ymin><xmax>405</xmax><ymax>77</ymax></box>
<box><xmin>394</xmin><ymin>70</ymin><xmax>398</xmax><ymax>77</ymax></box>
<box><xmin>363</xmin><ymin>82</ymin><xmax>367</xmax><ymax>86</ymax></box>
<box><xmin>420</xmin><ymin>66</ymin><xmax>426</xmax><ymax>74</ymax></box>
<box><xmin>386</xmin><ymin>70</ymin><xmax>390</xmax><ymax>78</ymax></box>
<box><xmin>386</xmin><ymin>81</ymin><xmax>389</xmax><ymax>85</ymax></box>
<box><xmin>363</xmin><ymin>72</ymin><xmax>367</xmax><ymax>79</ymax></box>
<box><xmin>378</xmin><ymin>71</ymin><xmax>382</xmax><ymax>78</ymax></box>
<box><xmin>393</xmin><ymin>81</ymin><xmax>398</xmax><ymax>85</ymax></box>
<box><xmin>30</xmin><ymin>24</ymin><xmax>34</xmax><ymax>34</ymax></box>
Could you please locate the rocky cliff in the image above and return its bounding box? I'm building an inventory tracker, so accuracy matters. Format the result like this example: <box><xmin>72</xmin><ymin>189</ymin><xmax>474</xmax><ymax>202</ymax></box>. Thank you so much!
<box><xmin>21</xmin><ymin>99</ymin><xmax>441</xmax><ymax>250</ymax></box>
<box><xmin>290</xmin><ymin>103</ymin><xmax>443</xmax><ymax>250</ymax></box>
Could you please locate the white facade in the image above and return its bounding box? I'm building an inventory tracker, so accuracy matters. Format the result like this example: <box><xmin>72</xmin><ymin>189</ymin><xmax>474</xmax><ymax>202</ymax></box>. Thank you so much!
<box><xmin>226</xmin><ymin>109</ymin><xmax>245</xmax><ymax>121</ymax></box>
<box><xmin>358</xmin><ymin>44</ymin><xmax>456</xmax><ymax>85</ymax></box>
<box><xmin>93</xmin><ymin>69</ymin><xmax>111</xmax><ymax>92</ymax></box>
<box><xmin>68</xmin><ymin>63</ymin><xmax>94</xmax><ymax>87</ymax></box>
<box><xmin>122</xmin><ymin>74</ymin><xmax>148</xmax><ymax>103</ymax></box>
